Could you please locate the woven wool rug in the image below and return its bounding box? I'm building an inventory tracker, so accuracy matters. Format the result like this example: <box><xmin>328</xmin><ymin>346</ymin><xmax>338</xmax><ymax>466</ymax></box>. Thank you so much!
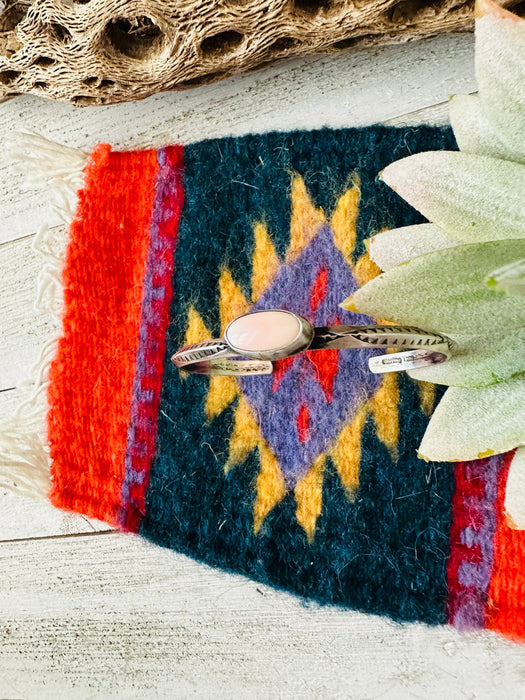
<box><xmin>4</xmin><ymin>125</ymin><xmax>524</xmax><ymax>642</ymax></box>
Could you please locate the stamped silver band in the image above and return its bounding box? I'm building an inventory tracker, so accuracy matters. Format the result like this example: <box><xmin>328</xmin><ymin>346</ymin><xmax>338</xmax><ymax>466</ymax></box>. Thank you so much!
<box><xmin>172</xmin><ymin>310</ymin><xmax>453</xmax><ymax>376</ymax></box>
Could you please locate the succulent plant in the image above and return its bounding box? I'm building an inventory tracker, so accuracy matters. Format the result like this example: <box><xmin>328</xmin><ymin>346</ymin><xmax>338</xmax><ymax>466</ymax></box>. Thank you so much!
<box><xmin>342</xmin><ymin>0</ymin><xmax>525</xmax><ymax>478</ymax></box>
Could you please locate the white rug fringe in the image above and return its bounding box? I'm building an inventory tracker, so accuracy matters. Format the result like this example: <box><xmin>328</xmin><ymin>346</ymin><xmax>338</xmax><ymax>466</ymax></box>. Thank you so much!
<box><xmin>0</xmin><ymin>132</ymin><xmax>89</xmax><ymax>498</ymax></box>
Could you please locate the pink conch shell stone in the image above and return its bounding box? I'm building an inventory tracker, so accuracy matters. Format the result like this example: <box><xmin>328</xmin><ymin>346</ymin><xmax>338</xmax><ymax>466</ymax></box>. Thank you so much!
<box><xmin>226</xmin><ymin>310</ymin><xmax>301</xmax><ymax>352</ymax></box>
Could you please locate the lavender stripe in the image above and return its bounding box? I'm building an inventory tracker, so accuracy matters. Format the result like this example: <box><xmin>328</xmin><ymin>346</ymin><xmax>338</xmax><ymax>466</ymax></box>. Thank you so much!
<box><xmin>454</xmin><ymin>600</ymin><xmax>485</xmax><ymax>631</ymax></box>
<box><xmin>458</xmin><ymin>561</ymin><xmax>492</xmax><ymax>590</ymax></box>
<box><xmin>452</xmin><ymin>454</ymin><xmax>504</xmax><ymax>631</ymax></box>
<box><xmin>119</xmin><ymin>147</ymin><xmax>181</xmax><ymax>526</ymax></box>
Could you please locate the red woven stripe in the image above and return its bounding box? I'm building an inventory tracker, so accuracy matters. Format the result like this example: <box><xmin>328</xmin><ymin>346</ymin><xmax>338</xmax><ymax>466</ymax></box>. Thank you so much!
<box><xmin>486</xmin><ymin>450</ymin><xmax>525</xmax><ymax>641</ymax></box>
<box><xmin>119</xmin><ymin>145</ymin><xmax>184</xmax><ymax>532</ymax></box>
<box><xmin>48</xmin><ymin>145</ymin><xmax>159</xmax><ymax>525</ymax></box>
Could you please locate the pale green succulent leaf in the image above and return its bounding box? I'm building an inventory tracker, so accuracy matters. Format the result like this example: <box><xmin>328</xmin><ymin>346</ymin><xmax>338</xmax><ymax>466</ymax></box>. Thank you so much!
<box><xmin>408</xmin><ymin>328</ymin><xmax>525</xmax><ymax>387</ymax></box>
<box><xmin>418</xmin><ymin>373</ymin><xmax>525</xmax><ymax>462</ymax></box>
<box><xmin>381</xmin><ymin>151</ymin><xmax>525</xmax><ymax>243</ymax></box>
<box><xmin>486</xmin><ymin>258</ymin><xmax>525</xmax><ymax>296</ymax></box>
<box><xmin>368</xmin><ymin>224</ymin><xmax>457</xmax><ymax>271</ymax></box>
<box><xmin>343</xmin><ymin>239</ymin><xmax>525</xmax><ymax>334</ymax></box>
<box><xmin>449</xmin><ymin>94</ymin><xmax>525</xmax><ymax>164</ymax></box>
<box><xmin>476</xmin><ymin>4</ymin><xmax>525</xmax><ymax>159</ymax></box>
<box><xmin>504</xmin><ymin>446</ymin><xmax>525</xmax><ymax>530</ymax></box>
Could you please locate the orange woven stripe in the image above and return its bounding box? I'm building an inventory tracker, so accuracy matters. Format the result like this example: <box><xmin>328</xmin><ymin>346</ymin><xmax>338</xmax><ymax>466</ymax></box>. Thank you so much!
<box><xmin>48</xmin><ymin>145</ymin><xmax>159</xmax><ymax>525</ymax></box>
<box><xmin>486</xmin><ymin>450</ymin><xmax>525</xmax><ymax>641</ymax></box>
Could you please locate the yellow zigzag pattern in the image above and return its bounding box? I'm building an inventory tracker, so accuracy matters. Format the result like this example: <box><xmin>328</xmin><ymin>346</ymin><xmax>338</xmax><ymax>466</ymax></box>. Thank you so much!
<box><xmin>183</xmin><ymin>174</ymin><xmax>405</xmax><ymax>543</ymax></box>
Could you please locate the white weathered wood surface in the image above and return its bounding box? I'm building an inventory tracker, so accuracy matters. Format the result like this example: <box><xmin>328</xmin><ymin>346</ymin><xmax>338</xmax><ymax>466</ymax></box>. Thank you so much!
<box><xmin>2</xmin><ymin>32</ymin><xmax>525</xmax><ymax>698</ymax></box>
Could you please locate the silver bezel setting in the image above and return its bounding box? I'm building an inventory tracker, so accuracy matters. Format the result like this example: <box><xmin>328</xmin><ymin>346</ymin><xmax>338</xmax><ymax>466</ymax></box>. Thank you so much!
<box><xmin>224</xmin><ymin>309</ymin><xmax>315</xmax><ymax>361</ymax></box>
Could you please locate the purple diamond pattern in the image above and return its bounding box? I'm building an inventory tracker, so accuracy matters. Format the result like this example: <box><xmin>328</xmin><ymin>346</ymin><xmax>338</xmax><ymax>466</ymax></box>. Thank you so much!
<box><xmin>239</xmin><ymin>224</ymin><xmax>382</xmax><ymax>489</ymax></box>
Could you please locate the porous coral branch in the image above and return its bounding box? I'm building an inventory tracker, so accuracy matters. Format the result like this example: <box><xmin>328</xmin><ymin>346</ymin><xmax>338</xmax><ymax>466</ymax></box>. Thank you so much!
<box><xmin>0</xmin><ymin>0</ymin><xmax>519</xmax><ymax>106</ymax></box>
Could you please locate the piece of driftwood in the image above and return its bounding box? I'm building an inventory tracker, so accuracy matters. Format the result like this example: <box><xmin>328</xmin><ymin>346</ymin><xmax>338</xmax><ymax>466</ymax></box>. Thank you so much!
<box><xmin>0</xmin><ymin>0</ymin><xmax>520</xmax><ymax>106</ymax></box>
